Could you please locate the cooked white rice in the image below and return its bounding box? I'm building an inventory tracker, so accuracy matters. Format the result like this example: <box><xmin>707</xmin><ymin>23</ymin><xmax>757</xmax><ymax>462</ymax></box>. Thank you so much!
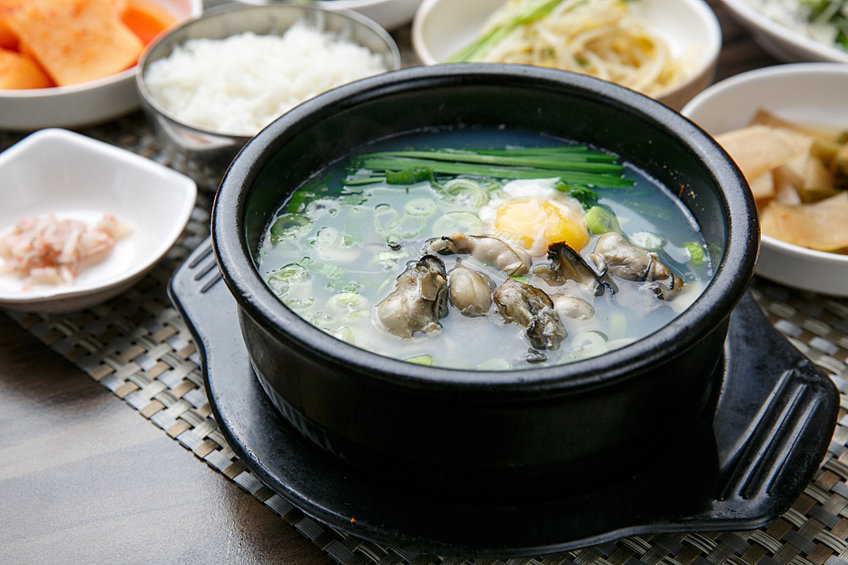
<box><xmin>742</xmin><ymin>0</ymin><xmax>840</xmax><ymax>47</ymax></box>
<box><xmin>144</xmin><ymin>22</ymin><xmax>389</xmax><ymax>136</ymax></box>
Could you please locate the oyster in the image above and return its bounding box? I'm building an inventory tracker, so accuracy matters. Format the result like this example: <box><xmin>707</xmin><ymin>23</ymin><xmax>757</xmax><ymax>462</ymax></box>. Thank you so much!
<box><xmin>374</xmin><ymin>254</ymin><xmax>449</xmax><ymax>338</ymax></box>
<box><xmin>428</xmin><ymin>233</ymin><xmax>532</xmax><ymax>276</ymax></box>
<box><xmin>533</xmin><ymin>241</ymin><xmax>616</xmax><ymax>296</ymax></box>
<box><xmin>590</xmin><ymin>232</ymin><xmax>683</xmax><ymax>299</ymax></box>
<box><xmin>552</xmin><ymin>294</ymin><xmax>595</xmax><ymax>320</ymax></box>
<box><xmin>493</xmin><ymin>278</ymin><xmax>566</xmax><ymax>351</ymax></box>
<box><xmin>447</xmin><ymin>263</ymin><xmax>493</xmax><ymax>317</ymax></box>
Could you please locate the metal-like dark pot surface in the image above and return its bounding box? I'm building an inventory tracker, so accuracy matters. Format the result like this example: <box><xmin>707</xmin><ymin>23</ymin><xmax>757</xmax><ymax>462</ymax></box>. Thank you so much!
<box><xmin>212</xmin><ymin>64</ymin><xmax>759</xmax><ymax>501</ymax></box>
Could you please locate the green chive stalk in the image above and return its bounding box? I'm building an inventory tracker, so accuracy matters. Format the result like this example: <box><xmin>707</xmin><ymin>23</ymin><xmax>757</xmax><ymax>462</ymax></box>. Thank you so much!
<box><xmin>344</xmin><ymin>146</ymin><xmax>635</xmax><ymax>189</ymax></box>
<box><xmin>448</xmin><ymin>0</ymin><xmax>572</xmax><ymax>62</ymax></box>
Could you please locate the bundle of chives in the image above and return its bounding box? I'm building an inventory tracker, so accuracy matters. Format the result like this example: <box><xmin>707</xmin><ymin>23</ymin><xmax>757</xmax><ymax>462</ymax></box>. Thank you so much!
<box><xmin>345</xmin><ymin>146</ymin><xmax>634</xmax><ymax>189</ymax></box>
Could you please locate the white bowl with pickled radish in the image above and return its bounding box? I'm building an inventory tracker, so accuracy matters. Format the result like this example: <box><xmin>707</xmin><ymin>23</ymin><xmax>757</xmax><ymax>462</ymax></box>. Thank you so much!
<box><xmin>682</xmin><ymin>63</ymin><xmax>848</xmax><ymax>297</ymax></box>
<box><xmin>0</xmin><ymin>128</ymin><xmax>196</xmax><ymax>312</ymax></box>
<box><xmin>0</xmin><ymin>0</ymin><xmax>202</xmax><ymax>131</ymax></box>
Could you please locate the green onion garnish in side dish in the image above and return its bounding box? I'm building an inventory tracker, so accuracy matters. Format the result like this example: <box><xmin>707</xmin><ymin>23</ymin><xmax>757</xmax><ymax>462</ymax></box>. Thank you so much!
<box><xmin>448</xmin><ymin>0</ymin><xmax>567</xmax><ymax>62</ymax></box>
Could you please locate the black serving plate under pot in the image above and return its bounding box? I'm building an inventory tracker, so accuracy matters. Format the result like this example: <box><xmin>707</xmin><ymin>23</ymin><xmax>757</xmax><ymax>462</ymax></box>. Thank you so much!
<box><xmin>169</xmin><ymin>240</ymin><xmax>838</xmax><ymax>557</ymax></box>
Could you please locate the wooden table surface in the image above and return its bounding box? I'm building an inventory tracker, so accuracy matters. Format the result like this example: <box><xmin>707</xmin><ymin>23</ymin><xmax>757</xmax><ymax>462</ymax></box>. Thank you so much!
<box><xmin>0</xmin><ymin>2</ymin><xmax>781</xmax><ymax>563</ymax></box>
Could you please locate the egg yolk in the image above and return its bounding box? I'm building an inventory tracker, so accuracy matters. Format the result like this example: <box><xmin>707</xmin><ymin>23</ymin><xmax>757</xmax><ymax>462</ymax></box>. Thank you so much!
<box><xmin>494</xmin><ymin>198</ymin><xmax>589</xmax><ymax>254</ymax></box>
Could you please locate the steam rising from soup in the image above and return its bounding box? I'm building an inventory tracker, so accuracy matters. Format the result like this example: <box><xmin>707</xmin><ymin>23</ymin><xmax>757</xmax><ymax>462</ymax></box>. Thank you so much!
<box><xmin>256</xmin><ymin>129</ymin><xmax>713</xmax><ymax>370</ymax></box>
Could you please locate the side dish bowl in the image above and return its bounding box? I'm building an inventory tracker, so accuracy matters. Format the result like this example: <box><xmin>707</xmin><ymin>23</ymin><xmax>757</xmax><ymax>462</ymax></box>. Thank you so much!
<box><xmin>682</xmin><ymin>62</ymin><xmax>848</xmax><ymax>297</ymax></box>
<box><xmin>136</xmin><ymin>2</ymin><xmax>401</xmax><ymax>191</ymax></box>
<box><xmin>411</xmin><ymin>0</ymin><xmax>721</xmax><ymax>110</ymax></box>
<box><xmin>0</xmin><ymin>128</ymin><xmax>196</xmax><ymax>312</ymax></box>
<box><xmin>720</xmin><ymin>0</ymin><xmax>848</xmax><ymax>64</ymax></box>
<box><xmin>0</xmin><ymin>0</ymin><xmax>202</xmax><ymax>132</ymax></box>
<box><xmin>211</xmin><ymin>65</ymin><xmax>759</xmax><ymax>501</ymax></box>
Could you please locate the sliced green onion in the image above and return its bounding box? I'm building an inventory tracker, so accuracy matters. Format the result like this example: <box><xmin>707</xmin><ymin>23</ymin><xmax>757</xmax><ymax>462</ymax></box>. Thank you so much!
<box><xmin>326</xmin><ymin>292</ymin><xmax>370</xmax><ymax>322</ymax></box>
<box><xmin>297</xmin><ymin>257</ymin><xmax>347</xmax><ymax>279</ymax></box>
<box><xmin>345</xmin><ymin>170</ymin><xmax>386</xmax><ymax>186</ymax></box>
<box><xmin>431</xmin><ymin>211</ymin><xmax>484</xmax><ymax>236</ymax></box>
<box><xmin>608</xmin><ymin>312</ymin><xmax>627</xmax><ymax>338</ymax></box>
<box><xmin>284</xmin><ymin>297</ymin><xmax>316</xmax><ymax>312</ymax></box>
<box><xmin>385</xmin><ymin>215</ymin><xmax>426</xmax><ymax>240</ymax></box>
<box><xmin>477</xmin><ymin>358</ymin><xmax>513</xmax><ymax>370</ymax></box>
<box><xmin>270</xmin><ymin>213</ymin><xmax>312</xmax><ymax>243</ymax></box>
<box><xmin>343</xmin><ymin>218</ymin><xmax>361</xmax><ymax>246</ymax></box>
<box><xmin>406</xmin><ymin>354</ymin><xmax>434</xmax><ymax>366</ymax></box>
<box><xmin>556</xmin><ymin>183</ymin><xmax>598</xmax><ymax>209</ymax></box>
<box><xmin>373</xmin><ymin>249</ymin><xmax>409</xmax><ymax>269</ymax></box>
<box><xmin>266</xmin><ymin>263</ymin><xmax>310</xmax><ymax>298</ymax></box>
<box><xmin>374</xmin><ymin>204</ymin><xmax>399</xmax><ymax>234</ymax></box>
<box><xmin>327</xmin><ymin>291</ymin><xmax>369</xmax><ymax>310</ymax></box>
<box><xmin>404</xmin><ymin>198</ymin><xmax>438</xmax><ymax>216</ymax></box>
<box><xmin>565</xmin><ymin>331</ymin><xmax>610</xmax><ymax>361</ymax></box>
<box><xmin>312</xmin><ymin>226</ymin><xmax>361</xmax><ymax>263</ymax></box>
<box><xmin>685</xmin><ymin>241</ymin><xmax>707</xmax><ymax>265</ymax></box>
<box><xmin>326</xmin><ymin>279</ymin><xmax>362</xmax><ymax>293</ymax></box>
<box><xmin>584</xmin><ymin>205</ymin><xmax>621</xmax><ymax>234</ymax></box>
<box><xmin>285</xmin><ymin>189</ymin><xmax>318</xmax><ymax>214</ymax></box>
<box><xmin>338</xmin><ymin>192</ymin><xmax>368</xmax><ymax>206</ymax></box>
<box><xmin>385</xmin><ymin>166</ymin><xmax>434</xmax><ymax>184</ymax></box>
<box><xmin>305</xmin><ymin>310</ymin><xmax>333</xmax><ymax>328</ymax></box>
<box><xmin>329</xmin><ymin>326</ymin><xmax>356</xmax><ymax>345</ymax></box>
<box><xmin>316</xmin><ymin>226</ymin><xmax>339</xmax><ymax>246</ymax></box>
<box><xmin>304</xmin><ymin>197</ymin><xmax>339</xmax><ymax>217</ymax></box>
<box><xmin>440</xmin><ymin>178</ymin><xmax>489</xmax><ymax>209</ymax></box>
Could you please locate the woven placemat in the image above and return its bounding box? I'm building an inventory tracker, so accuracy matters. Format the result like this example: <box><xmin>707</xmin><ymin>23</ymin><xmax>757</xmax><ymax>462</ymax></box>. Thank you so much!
<box><xmin>4</xmin><ymin>117</ymin><xmax>848</xmax><ymax>565</ymax></box>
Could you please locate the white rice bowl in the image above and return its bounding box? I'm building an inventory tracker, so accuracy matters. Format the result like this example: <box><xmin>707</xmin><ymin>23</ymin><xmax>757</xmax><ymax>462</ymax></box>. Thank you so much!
<box><xmin>144</xmin><ymin>22</ymin><xmax>389</xmax><ymax>136</ymax></box>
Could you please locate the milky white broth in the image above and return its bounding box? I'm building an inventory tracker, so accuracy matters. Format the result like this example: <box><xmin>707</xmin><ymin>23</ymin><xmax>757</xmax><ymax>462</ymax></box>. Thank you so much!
<box><xmin>255</xmin><ymin>129</ymin><xmax>713</xmax><ymax>370</ymax></box>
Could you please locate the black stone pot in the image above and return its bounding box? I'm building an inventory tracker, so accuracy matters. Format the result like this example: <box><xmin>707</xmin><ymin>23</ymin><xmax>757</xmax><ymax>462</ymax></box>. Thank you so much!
<box><xmin>211</xmin><ymin>64</ymin><xmax>759</xmax><ymax>502</ymax></box>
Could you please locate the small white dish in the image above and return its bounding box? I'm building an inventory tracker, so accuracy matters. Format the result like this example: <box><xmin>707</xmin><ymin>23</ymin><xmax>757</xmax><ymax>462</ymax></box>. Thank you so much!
<box><xmin>682</xmin><ymin>62</ymin><xmax>848</xmax><ymax>297</ymax></box>
<box><xmin>412</xmin><ymin>0</ymin><xmax>721</xmax><ymax>110</ymax></box>
<box><xmin>235</xmin><ymin>0</ymin><xmax>424</xmax><ymax>29</ymax></box>
<box><xmin>0</xmin><ymin>128</ymin><xmax>197</xmax><ymax>312</ymax></box>
<box><xmin>720</xmin><ymin>0</ymin><xmax>848</xmax><ymax>64</ymax></box>
<box><xmin>0</xmin><ymin>0</ymin><xmax>202</xmax><ymax>132</ymax></box>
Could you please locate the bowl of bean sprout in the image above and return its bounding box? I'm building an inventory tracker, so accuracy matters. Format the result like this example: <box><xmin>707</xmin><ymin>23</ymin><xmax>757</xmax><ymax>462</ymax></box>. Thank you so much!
<box><xmin>412</xmin><ymin>0</ymin><xmax>722</xmax><ymax>110</ymax></box>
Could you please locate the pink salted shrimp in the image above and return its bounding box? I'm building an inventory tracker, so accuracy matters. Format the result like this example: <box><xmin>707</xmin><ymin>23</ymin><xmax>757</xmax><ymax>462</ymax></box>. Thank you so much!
<box><xmin>0</xmin><ymin>213</ymin><xmax>131</xmax><ymax>287</ymax></box>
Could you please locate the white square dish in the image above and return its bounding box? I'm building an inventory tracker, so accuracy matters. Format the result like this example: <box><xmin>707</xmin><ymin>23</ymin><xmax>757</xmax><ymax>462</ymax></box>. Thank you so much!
<box><xmin>0</xmin><ymin>128</ymin><xmax>197</xmax><ymax>312</ymax></box>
